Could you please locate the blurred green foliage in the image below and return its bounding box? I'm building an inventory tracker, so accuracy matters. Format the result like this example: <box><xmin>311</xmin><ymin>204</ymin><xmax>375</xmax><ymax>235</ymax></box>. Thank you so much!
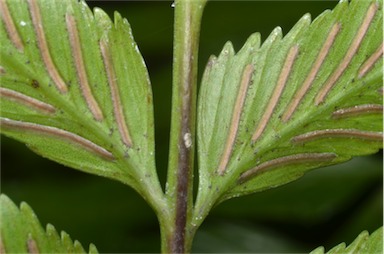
<box><xmin>1</xmin><ymin>1</ymin><xmax>382</xmax><ymax>253</ymax></box>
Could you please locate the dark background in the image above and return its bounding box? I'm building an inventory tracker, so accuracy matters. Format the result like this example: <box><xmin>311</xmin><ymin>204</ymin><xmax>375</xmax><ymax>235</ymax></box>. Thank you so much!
<box><xmin>1</xmin><ymin>1</ymin><xmax>382</xmax><ymax>253</ymax></box>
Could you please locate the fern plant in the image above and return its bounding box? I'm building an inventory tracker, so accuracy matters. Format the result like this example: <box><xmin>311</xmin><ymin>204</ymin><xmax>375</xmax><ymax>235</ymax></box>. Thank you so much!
<box><xmin>0</xmin><ymin>0</ymin><xmax>382</xmax><ymax>253</ymax></box>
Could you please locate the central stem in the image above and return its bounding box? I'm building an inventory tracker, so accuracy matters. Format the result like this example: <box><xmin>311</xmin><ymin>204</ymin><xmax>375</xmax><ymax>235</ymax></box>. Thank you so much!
<box><xmin>164</xmin><ymin>0</ymin><xmax>206</xmax><ymax>253</ymax></box>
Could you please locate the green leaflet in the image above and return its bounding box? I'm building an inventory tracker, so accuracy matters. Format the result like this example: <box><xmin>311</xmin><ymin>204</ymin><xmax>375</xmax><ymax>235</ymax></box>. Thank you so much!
<box><xmin>194</xmin><ymin>0</ymin><xmax>382</xmax><ymax>225</ymax></box>
<box><xmin>0</xmin><ymin>0</ymin><xmax>163</xmax><ymax>202</ymax></box>
<box><xmin>0</xmin><ymin>194</ymin><xmax>98</xmax><ymax>253</ymax></box>
<box><xmin>310</xmin><ymin>227</ymin><xmax>383</xmax><ymax>254</ymax></box>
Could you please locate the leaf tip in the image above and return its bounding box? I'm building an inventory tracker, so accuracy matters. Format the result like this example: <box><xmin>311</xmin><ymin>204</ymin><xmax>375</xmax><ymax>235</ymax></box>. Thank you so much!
<box><xmin>89</xmin><ymin>243</ymin><xmax>99</xmax><ymax>254</ymax></box>
<box><xmin>262</xmin><ymin>26</ymin><xmax>283</xmax><ymax>48</ymax></box>
<box><xmin>221</xmin><ymin>41</ymin><xmax>235</xmax><ymax>55</ymax></box>
<box><xmin>243</xmin><ymin>32</ymin><xmax>261</xmax><ymax>51</ymax></box>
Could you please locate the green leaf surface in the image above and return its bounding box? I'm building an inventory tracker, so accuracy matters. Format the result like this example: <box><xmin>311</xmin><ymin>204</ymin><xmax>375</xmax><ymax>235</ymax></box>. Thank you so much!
<box><xmin>0</xmin><ymin>0</ymin><xmax>163</xmax><ymax>204</ymax></box>
<box><xmin>0</xmin><ymin>194</ymin><xmax>98</xmax><ymax>253</ymax></box>
<box><xmin>310</xmin><ymin>227</ymin><xmax>383</xmax><ymax>254</ymax></box>
<box><xmin>195</xmin><ymin>0</ymin><xmax>382</xmax><ymax>224</ymax></box>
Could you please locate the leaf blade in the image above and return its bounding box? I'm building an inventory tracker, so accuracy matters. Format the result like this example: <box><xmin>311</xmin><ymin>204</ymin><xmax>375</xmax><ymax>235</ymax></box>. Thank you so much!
<box><xmin>309</xmin><ymin>227</ymin><xmax>383</xmax><ymax>254</ymax></box>
<box><xmin>195</xmin><ymin>0</ymin><xmax>382</xmax><ymax>224</ymax></box>
<box><xmin>0</xmin><ymin>194</ymin><xmax>98</xmax><ymax>253</ymax></box>
<box><xmin>0</xmin><ymin>0</ymin><xmax>163</xmax><ymax>202</ymax></box>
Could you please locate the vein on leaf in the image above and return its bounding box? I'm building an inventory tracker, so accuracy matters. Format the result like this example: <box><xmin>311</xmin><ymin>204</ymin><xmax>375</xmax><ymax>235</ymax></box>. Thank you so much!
<box><xmin>217</xmin><ymin>64</ymin><xmax>254</xmax><ymax>175</ymax></box>
<box><xmin>0</xmin><ymin>117</ymin><xmax>115</xmax><ymax>160</ymax></box>
<box><xmin>238</xmin><ymin>153</ymin><xmax>336</xmax><ymax>184</ymax></box>
<box><xmin>28</xmin><ymin>0</ymin><xmax>68</xmax><ymax>93</ymax></box>
<box><xmin>0</xmin><ymin>66</ymin><xmax>6</xmax><ymax>75</ymax></box>
<box><xmin>315</xmin><ymin>2</ymin><xmax>379</xmax><ymax>105</ymax></box>
<box><xmin>100</xmin><ymin>39</ymin><xmax>132</xmax><ymax>147</ymax></box>
<box><xmin>358</xmin><ymin>43</ymin><xmax>383</xmax><ymax>78</ymax></box>
<box><xmin>282</xmin><ymin>23</ymin><xmax>341</xmax><ymax>122</ymax></box>
<box><xmin>0</xmin><ymin>234</ymin><xmax>5</xmax><ymax>254</ymax></box>
<box><xmin>252</xmin><ymin>45</ymin><xmax>299</xmax><ymax>142</ymax></box>
<box><xmin>292</xmin><ymin>128</ymin><xmax>383</xmax><ymax>143</ymax></box>
<box><xmin>27</xmin><ymin>236</ymin><xmax>39</xmax><ymax>254</ymax></box>
<box><xmin>66</xmin><ymin>13</ymin><xmax>103</xmax><ymax>121</ymax></box>
<box><xmin>332</xmin><ymin>104</ymin><xmax>383</xmax><ymax>119</ymax></box>
<box><xmin>0</xmin><ymin>87</ymin><xmax>56</xmax><ymax>114</ymax></box>
<box><xmin>0</xmin><ymin>0</ymin><xmax>24</xmax><ymax>51</ymax></box>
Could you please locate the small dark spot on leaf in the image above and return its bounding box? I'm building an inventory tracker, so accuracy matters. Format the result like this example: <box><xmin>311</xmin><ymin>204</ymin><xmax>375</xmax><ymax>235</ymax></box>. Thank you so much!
<box><xmin>31</xmin><ymin>79</ymin><xmax>39</xmax><ymax>88</ymax></box>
